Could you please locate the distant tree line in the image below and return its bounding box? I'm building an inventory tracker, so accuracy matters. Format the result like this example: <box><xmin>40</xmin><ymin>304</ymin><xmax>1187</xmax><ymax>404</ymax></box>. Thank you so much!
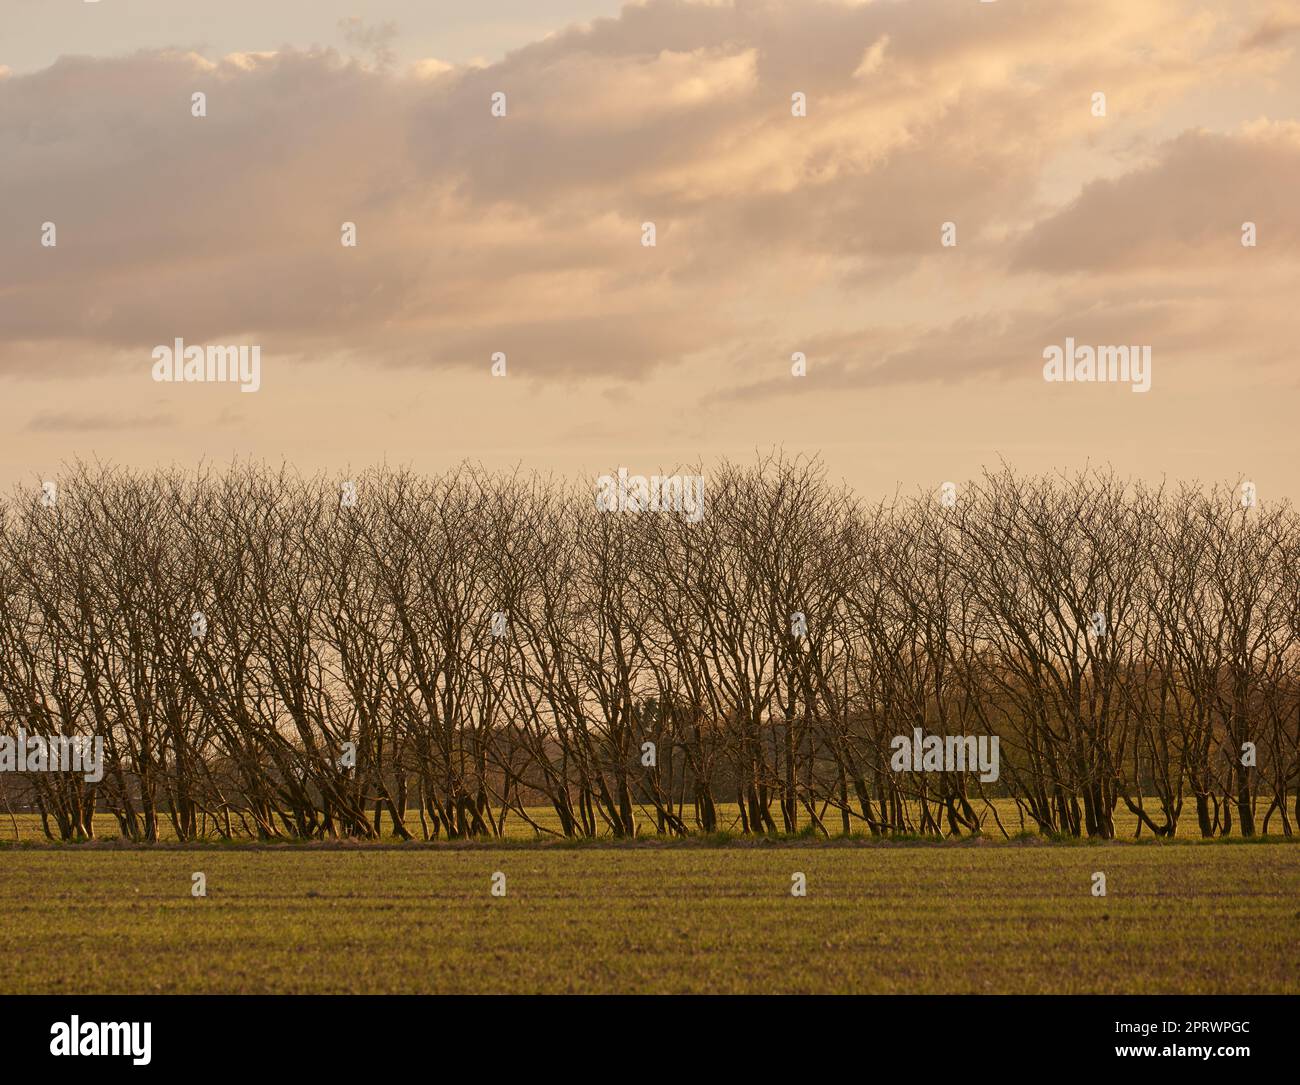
<box><xmin>0</xmin><ymin>457</ymin><xmax>1295</xmax><ymax>842</ymax></box>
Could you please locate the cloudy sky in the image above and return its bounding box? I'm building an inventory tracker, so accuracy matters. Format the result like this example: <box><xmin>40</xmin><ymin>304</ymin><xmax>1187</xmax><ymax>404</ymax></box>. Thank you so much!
<box><xmin>2</xmin><ymin>0</ymin><xmax>1298</xmax><ymax>498</ymax></box>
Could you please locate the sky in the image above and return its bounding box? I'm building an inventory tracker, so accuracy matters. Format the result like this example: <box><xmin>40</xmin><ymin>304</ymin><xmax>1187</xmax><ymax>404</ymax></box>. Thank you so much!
<box><xmin>2</xmin><ymin>0</ymin><xmax>1299</xmax><ymax>500</ymax></box>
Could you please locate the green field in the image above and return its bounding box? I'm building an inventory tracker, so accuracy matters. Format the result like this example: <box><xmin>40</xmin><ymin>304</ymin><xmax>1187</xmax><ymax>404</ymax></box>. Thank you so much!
<box><xmin>1</xmin><ymin>842</ymin><xmax>1295</xmax><ymax>994</ymax></box>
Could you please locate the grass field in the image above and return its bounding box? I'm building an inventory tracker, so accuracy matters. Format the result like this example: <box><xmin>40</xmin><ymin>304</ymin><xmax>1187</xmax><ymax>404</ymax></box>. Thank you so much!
<box><xmin>4</xmin><ymin>797</ymin><xmax>1296</xmax><ymax>844</ymax></box>
<box><xmin>1</xmin><ymin>841</ymin><xmax>1295</xmax><ymax>993</ymax></box>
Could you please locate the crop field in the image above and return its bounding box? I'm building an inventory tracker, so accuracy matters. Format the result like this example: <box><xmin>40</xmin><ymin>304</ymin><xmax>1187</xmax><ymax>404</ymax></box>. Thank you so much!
<box><xmin>2</xmin><ymin>841</ymin><xmax>1295</xmax><ymax>995</ymax></box>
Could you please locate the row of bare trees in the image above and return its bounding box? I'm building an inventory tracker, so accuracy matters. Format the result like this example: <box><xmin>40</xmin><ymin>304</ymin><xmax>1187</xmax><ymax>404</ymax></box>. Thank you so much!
<box><xmin>0</xmin><ymin>458</ymin><xmax>1295</xmax><ymax>842</ymax></box>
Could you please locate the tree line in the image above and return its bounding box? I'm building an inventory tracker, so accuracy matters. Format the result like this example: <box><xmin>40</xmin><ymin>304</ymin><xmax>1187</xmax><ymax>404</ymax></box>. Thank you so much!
<box><xmin>0</xmin><ymin>457</ymin><xmax>1295</xmax><ymax>842</ymax></box>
